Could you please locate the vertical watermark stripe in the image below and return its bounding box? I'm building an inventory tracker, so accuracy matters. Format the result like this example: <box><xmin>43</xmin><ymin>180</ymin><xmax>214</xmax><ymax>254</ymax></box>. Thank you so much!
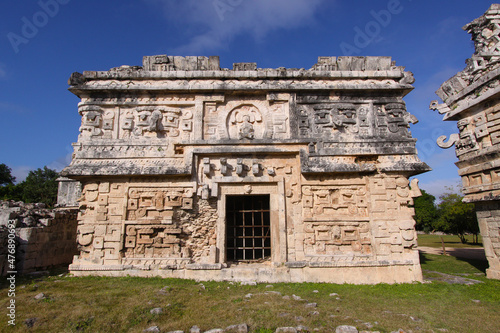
<box><xmin>6</xmin><ymin>219</ymin><xmax>17</xmax><ymax>326</ymax></box>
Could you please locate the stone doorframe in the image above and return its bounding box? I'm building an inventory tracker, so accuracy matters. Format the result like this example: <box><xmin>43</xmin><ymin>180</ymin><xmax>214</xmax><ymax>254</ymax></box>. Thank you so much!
<box><xmin>215</xmin><ymin>182</ymin><xmax>287</xmax><ymax>265</ymax></box>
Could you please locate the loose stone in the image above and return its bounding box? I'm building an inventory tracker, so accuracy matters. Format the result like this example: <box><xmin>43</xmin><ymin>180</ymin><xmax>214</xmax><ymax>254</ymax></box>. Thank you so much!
<box><xmin>224</xmin><ymin>323</ymin><xmax>249</xmax><ymax>332</ymax></box>
<box><xmin>335</xmin><ymin>326</ymin><xmax>358</xmax><ymax>333</ymax></box>
<box><xmin>34</xmin><ymin>293</ymin><xmax>46</xmax><ymax>300</ymax></box>
<box><xmin>275</xmin><ymin>328</ymin><xmax>297</xmax><ymax>333</ymax></box>
<box><xmin>150</xmin><ymin>307</ymin><xmax>163</xmax><ymax>315</ymax></box>
<box><xmin>24</xmin><ymin>318</ymin><xmax>38</xmax><ymax>328</ymax></box>
<box><xmin>190</xmin><ymin>326</ymin><xmax>201</xmax><ymax>333</ymax></box>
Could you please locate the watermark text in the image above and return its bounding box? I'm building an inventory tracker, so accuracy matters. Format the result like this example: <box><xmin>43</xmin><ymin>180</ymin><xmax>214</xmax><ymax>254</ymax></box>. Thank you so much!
<box><xmin>8</xmin><ymin>0</ymin><xmax>72</xmax><ymax>54</ymax></box>
<box><xmin>213</xmin><ymin>0</ymin><xmax>244</xmax><ymax>22</ymax></box>
<box><xmin>6</xmin><ymin>219</ymin><xmax>17</xmax><ymax>326</ymax></box>
<box><xmin>340</xmin><ymin>0</ymin><xmax>411</xmax><ymax>56</ymax></box>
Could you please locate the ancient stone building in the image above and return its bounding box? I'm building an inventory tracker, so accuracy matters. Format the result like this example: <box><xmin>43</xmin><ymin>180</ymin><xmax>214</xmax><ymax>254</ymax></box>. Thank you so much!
<box><xmin>431</xmin><ymin>4</ymin><xmax>500</xmax><ymax>280</ymax></box>
<box><xmin>62</xmin><ymin>55</ymin><xmax>429</xmax><ymax>283</ymax></box>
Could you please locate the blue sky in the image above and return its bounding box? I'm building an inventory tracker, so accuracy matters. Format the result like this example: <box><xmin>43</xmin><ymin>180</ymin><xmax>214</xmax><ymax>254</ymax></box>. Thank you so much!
<box><xmin>0</xmin><ymin>0</ymin><xmax>494</xmax><ymax>199</ymax></box>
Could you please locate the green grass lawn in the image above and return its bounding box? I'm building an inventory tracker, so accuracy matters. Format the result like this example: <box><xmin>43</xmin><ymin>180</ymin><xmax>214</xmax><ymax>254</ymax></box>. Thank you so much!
<box><xmin>1</xmin><ymin>254</ymin><xmax>499</xmax><ymax>333</ymax></box>
<box><xmin>417</xmin><ymin>233</ymin><xmax>483</xmax><ymax>248</ymax></box>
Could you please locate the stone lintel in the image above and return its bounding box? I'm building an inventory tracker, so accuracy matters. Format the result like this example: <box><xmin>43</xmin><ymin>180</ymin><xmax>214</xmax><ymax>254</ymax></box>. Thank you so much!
<box><xmin>443</xmin><ymin>77</ymin><xmax>500</xmax><ymax>121</ymax></box>
<box><xmin>61</xmin><ymin>165</ymin><xmax>192</xmax><ymax>177</ymax></box>
<box><xmin>457</xmin><ymin>151</ymin><xmax>500</xmax><ymax>176</ymax></box>
<box><xmin>77</xmin><ymin>69</ymin><xmax>406</xmax><ymax>80</ymax></box>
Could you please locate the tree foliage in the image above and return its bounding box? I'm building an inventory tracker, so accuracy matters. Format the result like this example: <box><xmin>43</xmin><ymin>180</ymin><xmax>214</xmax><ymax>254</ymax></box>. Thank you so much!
<box><xmin>413</xmin><ymin>187</ymin><xmax>480</xmax><ymax>244</ymax></box>
<box><xmin>0</xmin><ymin>164</ymin><xmax>58</xmax><ymax>208</ymax></box>
<box><xmin>413</xmin><ymin>190</ymin><xmax>438</xmax><ymax>232</ymax></box>
<box><xmin>435</xmin><ymin>191</ymin><xmax>479</xmax><ymax>244</ymax></box>
<box><xmin>21</xmin><ymin>167</ymin><xmax>59</xmax><ymax>207</ymax></box>
<box><xmin>0</xmin><ymin>163</ymin><xmax>16</xmax><ymax>186</ymax></box>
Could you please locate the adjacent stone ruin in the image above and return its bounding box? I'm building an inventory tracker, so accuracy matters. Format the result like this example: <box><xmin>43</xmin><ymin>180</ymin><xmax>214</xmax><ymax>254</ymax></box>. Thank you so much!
<box><xmin>431</xmin><ymin>4</ymin><xmax>500</xmax><ymax>279</ymax></box>
<box><xmin>0</xmin><ymin>200</ymin><xmax>78</xmax><ymax>275</ymax></box>
<box><xmin>62</xmin><ymin>54</ymin><xmax>429</xmax><ymax>283</ymax></box>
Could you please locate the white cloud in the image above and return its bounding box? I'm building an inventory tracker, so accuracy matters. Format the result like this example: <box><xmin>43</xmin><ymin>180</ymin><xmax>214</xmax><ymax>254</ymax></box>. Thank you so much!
<box><xmin>11</xmin><ymin>166</ymin><xmax>32</xmax><ymax>183</ymax></box>
<box><xmin>146</xmin><ymin>0</ymin><xmax>326</xmax><ymax>53</ymax></box>
<box><xmin>0</xmin><ymin>102</ymin><xmax>30</xmax><ymax>114</ymax></box>
<box><xmin>416</xmin><ymin>177</ymin><xmax>462</xmax><ymax>200</ymax></box>
<box><xmin>47</xmin><ymin>152</ymin><xmax>73</xmax><ymax>172</ymax></box>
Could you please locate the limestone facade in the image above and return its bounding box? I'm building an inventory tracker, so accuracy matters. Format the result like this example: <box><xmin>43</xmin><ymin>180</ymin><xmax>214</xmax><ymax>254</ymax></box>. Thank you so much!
<box><xmin>62</xmin><ymin>55</ymin><xmax>429</xmax><ymax>283</ymax></box>
<box><xmin>431</xmin><ymin>4</ymin><xmax>500</xmax><ymax>279</ymax></box>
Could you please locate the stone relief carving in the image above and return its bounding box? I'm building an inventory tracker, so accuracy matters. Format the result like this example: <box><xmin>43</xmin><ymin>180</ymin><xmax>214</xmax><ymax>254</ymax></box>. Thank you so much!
<box><xmin>435</xmin><ymin>6</ymin><xmax>500</xmax><ymax>105</ymax></box>
<box><xmin>435</xmin><ymin>113</ymin><xmax>492</xmax><ymax>156</ymax></box>
<box><xmin>123</xmin><ymin>224</ymin><xmax>186</xmax><ymax>259</ymax></box>
<box><xmin>335</xmin><ymin>104</ymin><xmax>358</xmax><ymax>133</ymax></box>
<box><xmin>126</xmin><ymin>187</ymin><xmax>194</xmax><ymax>222</ymax></box>
<box><xmin>429</xmin><ymin>100</ymin><xmax>452</xmax><ymax>115</ymax></box>
<box><xmin>463</xmin><ymin>11</ymin><xmax>500</xmax><ymax>75</ymax></box>
<box><xmin>203</xmin><ymin>98</ymin><xmax>289</xmax><ymax>140</ymax></box>
<box><xmin>79</xmin><ymin>106</ymin><xmax>103</xmax><ymax>139</ymax></box>
<box><xmin>304</xmin><ymin>222</ymin><xmax>372</xmax><ymax>256</ymax></box>
<box><xmin>298</xmin><ymin>102</ymin><xmax>417</xmax><ymax>139</ymax></box>
<box><xmin>302</xmin><ymin>185</ymin><xmax>368</xmax><ymax>219</ymax></box>
<box><xmin>134</xmin><ymin>106</ymin><xmax>182</xmax><ymax>138</ymax></box>
<box><xmin>384</xmin><ymin>103</ymin><xmax>418</xmax><ymax>135</ymax></box>
<box><xmin>79</xmin><ymin>105</ymin><xmax>194</xmax><ymax>140</ymax></box>
<box><xmin>228</xmin><ymin>105</ymin><xmax>263</xmax><ymax>140</ymax></box>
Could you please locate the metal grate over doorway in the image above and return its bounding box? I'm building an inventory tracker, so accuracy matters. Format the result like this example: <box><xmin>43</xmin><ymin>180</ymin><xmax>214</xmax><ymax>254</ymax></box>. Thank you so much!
<box><xmin>226</xmin><ymin>195</ymin><xmax>271</xmax><ymax>262</ymax></box>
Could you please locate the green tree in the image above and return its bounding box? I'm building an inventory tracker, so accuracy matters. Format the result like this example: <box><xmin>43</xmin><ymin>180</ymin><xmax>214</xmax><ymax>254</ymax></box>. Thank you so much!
<box><xmin>0</xmin><ymin>163</ymin><xmax>16</xmax><ymax>186</ymax></box>
<box><xmin>435</xmin><ymin>191</ymin><xmax>479</xmax><ymax>244</ymax></box>
<box><xmin>20</xmin><ymin>167</ymin><xmax>59</xmax><ymax>207</ymax></box>
<box><xmin>0</xmin><ymin>183</ymin><xmax>23</xmax><ymax>201</ymax></box>
<box><xmin>413</xmin><ymin>190</ymin><xmax>438</xmax><ymax>233</ymax></box>
<box><xmin>0</xmin><ymin>163</ymin><xmax>22</xmax><ymax>201</ymax></box>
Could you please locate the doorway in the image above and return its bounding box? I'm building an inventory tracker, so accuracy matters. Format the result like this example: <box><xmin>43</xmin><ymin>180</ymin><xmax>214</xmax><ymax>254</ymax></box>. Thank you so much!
<box><xmin>226</xmin><ymin>195</ymin><xmax>271</xmax><ymax>262</ymax></box>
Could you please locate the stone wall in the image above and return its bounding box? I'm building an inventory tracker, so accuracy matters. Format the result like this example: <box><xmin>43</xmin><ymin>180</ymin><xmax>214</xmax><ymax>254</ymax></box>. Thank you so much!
<box><xmin>56</xmin><ymin>177</ymin><xmax>81</xmax><ymax>208</ymax></box>
<box><xmin>63</xmin><ymin>55</ymin><xmax>429</xmax><ymax>284</ymax></box>
<box><xmin>431</xmin><ymin>4</ymin><xmax>500</xmax><ymax>279</ymax></box>
<box><xmin>475</xmin><ymin>201</ymin><xmax>500</xmax><ymax>279</ymax></box>
<box><xmin>0</xmin><ymin>201</ymin><xmax>78</xmax><ymax>275</ymax></box>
